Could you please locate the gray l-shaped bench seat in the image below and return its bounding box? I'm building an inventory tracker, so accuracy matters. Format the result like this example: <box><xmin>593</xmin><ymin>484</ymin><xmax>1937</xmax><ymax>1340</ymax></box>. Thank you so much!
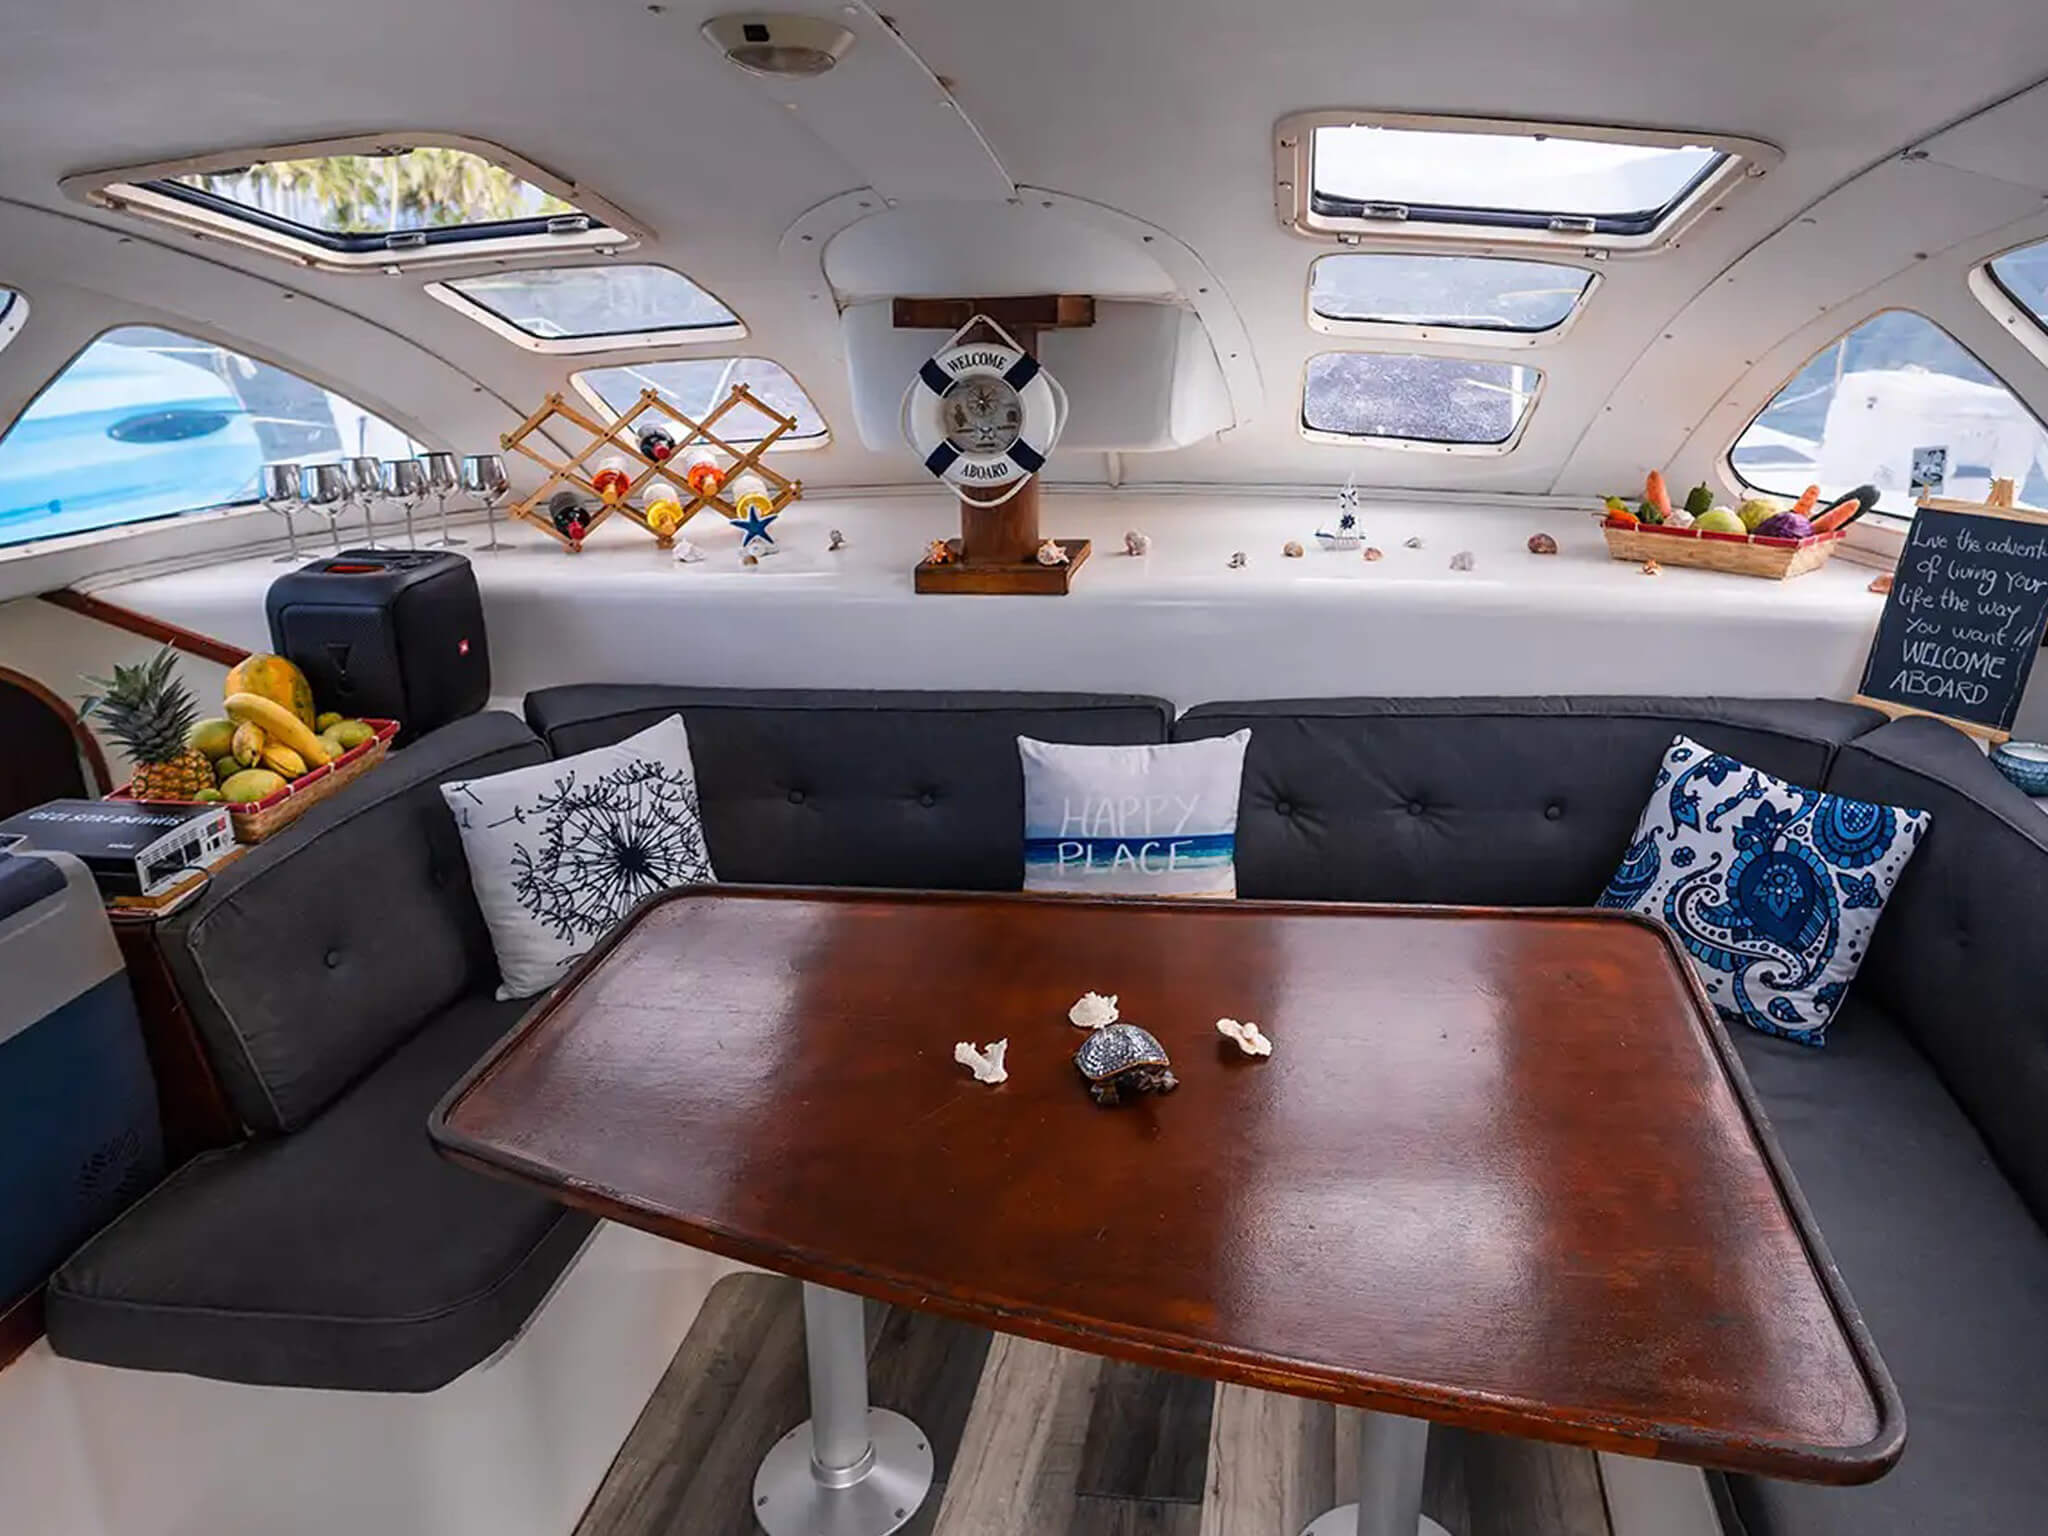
<box><xmin>43</xmin><ymin>687</ymin><xmax>2048</xmax><ymax>1535</ymax></box>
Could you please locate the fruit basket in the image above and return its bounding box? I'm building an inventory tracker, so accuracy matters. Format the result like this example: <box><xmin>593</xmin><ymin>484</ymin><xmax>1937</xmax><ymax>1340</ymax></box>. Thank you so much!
<box><xmin>110</xmin><ymin>719</ymin><xmax>399</xmax><ymax>843</ymax></box>
<box><xmin>1599</xmin><ymin>519</ymin><xmax>1849</xmax><ymax>580</ymax></box>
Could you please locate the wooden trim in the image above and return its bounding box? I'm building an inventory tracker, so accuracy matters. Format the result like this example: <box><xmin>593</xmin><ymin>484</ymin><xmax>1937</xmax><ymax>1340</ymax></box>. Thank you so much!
<box><xmin>0</xmin><ymin>1287</ymin><xmax>44</xmax><ymax>1375</ymax></box>
<box><xmin>0</xmin><ymin>663</ymin><xmax>112</xmax><ymax>794</ymax></box>
<box><xmin>892</xmin><ymin>295</ymin><xmax>1097</xmax><ymax>331</ymax></box>
<box><xmin>39</xmin><ymin>589</ymin><xmax>250</xmax><ymax>668</ymax></box>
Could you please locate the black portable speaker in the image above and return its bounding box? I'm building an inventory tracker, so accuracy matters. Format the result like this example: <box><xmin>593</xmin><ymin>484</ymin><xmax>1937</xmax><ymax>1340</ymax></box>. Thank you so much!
<box><xmin>266</xmin><ymin>550</ymin><xmax>489</xmax><ymax>746</ymax></box>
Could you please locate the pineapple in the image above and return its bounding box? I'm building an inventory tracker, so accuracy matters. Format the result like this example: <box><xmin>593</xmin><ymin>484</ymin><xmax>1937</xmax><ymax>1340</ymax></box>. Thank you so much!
<box><xmin>81</xmin><ymin>647</ymin><xmax>216</xmax><ymax>801</ymax></box>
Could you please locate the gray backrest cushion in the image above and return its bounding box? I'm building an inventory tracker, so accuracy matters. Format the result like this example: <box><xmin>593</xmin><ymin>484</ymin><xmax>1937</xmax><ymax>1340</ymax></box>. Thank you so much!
<box><xmin>523</xmin><ymin>686</ymin><xmax>1173</xmax><ymax>889</ymax></box>
<box><xmin>1175</xmin><ymin>696</ymin><xmax>1886</xmax><ymax>905</ymax></box>
<box><xmin>1824</xmin><ymin>715</ymin><xmax>2048</xmax><ymax>1225</ymax></box>
<box><xmin>163</xmin><ymin>711</ymin><xmax>547</xmax><ymax>1136</ymax></box>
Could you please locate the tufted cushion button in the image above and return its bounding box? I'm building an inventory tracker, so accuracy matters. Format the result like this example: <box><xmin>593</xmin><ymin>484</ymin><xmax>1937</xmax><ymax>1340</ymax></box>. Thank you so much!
<box><xmin>788</xmin><ymin>788</ymin><xmax>806</xmax><ymax>805</ymax></box>
<box><xmin>1407</xmin><ymin>800</ymin><xmax>1425</xmax><ymax>817</ymax></box>
<box><xmin>1544</xmin><ymin>803</ymin><xmax>1563</xmax><ymax>821</ymax></box>
<box><xmin>918</xmin><ymin>790</ymin><xmax>937</xmax><ymax>808</ymax></box>
<box><xmin>1274</xmin><ymin>799</ymin><xmax>1293</xmax><ymax>816</ymax></box>
<box><xmin>323</xmin><ymin>948</ymin><xmax>342</xmax><ymax>969</ymax></box>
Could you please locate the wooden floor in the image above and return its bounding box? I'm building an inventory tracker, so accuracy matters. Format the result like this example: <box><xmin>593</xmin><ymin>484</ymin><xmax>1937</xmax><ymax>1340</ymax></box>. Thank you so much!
<box><xmin>576</xmin><ymin>1274</ymin><xmax>1615</xmax><ymax>1536</ymax></box>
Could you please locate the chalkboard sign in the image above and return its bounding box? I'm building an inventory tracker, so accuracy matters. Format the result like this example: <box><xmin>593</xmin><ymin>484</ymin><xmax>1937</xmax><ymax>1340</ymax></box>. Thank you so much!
<box><xmin>1854</xmin><ymin>491</ymin><xmax>2048</xmax><ymax>741</ymax></box>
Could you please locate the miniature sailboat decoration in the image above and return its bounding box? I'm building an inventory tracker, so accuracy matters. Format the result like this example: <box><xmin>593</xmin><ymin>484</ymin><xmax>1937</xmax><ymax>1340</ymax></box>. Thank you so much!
<box><xmin>1315</xmin><ymin>475</ymin><xmax>1362</xmax><ymax>551</ymax></box>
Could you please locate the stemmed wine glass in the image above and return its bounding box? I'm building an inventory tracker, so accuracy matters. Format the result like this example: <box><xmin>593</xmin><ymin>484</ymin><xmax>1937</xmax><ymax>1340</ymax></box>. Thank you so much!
<box><xmin>345</xmin><ymin>456</ymin><xmax>385</xmax><ymax>547</ymax></box>
<box><xmin>421</xmin><ymin>450</ymin><xmax>465</xmax><ymax>548</ymax></box>
<box><xmin>299</xmin><ymin>463</ymin><xmax>351</xmax><ymax>555</ymax></box>
<box><xmin>261</xmin><ymin>462</ymin><xmax>304</xmax><ymax>563</ymax></box>
<box><xmin>461</xmin><ymin>453</ymin><xmax>509</xmax><ymax>552</ymax></box>
<box><xmin>382</xmin><ymin>458</ymin><xmax>427</xmax><ymax>550</ymax></box>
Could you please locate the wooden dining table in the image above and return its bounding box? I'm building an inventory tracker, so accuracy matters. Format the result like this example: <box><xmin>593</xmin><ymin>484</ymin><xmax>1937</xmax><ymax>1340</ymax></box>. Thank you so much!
<box><xmin>429</xmin><ymin>887</ymin><xmax>1901</xmax><ymax>1536</ymax></box>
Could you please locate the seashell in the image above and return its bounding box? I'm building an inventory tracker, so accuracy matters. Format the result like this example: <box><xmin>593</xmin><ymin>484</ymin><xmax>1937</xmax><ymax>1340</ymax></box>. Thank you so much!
<box><xmin>1074</xmin><ymin>1023</ymin><xmax>1178</xmax><ymax>1106</ymax></box>
<box><xmin>1640</xmin><ymin>559</ymin><xmax>1661</xmax><ymax>576</ymax></box>
<box><xmin>741</xmin><ymin>549</ymin><xmax>761</xmax><ymax>567</ymax></box>
<box><xmin>1069</xmin><ymin>991</ymin><xmax>1119</xmax><ymax>1030</ymax></box>
<box><xmin>828</xmin><ymin>528</ymin><xmax>846</xmax><ymax>551</ymax></box>
<box><xmin>925</xmin><ymin>538</ymin><xmax>958</xmax><ymax>566</ymax></box>
<box><xmin>1363</xmin><ymin>547</ymin><xmax>1384</xmax><ymax>562</ymax></box>
<box><xmin>673</xmin><ymin>539</ymin><xmax>705</xmax><ymax>564</ymax></box>
<box><xmin>1527</xmin><ymin>532</ymin><xmax>1559</xmax><ymax>555</ymax></box>
<box><xmin>954</xmin><ymin>1038</ymin><xmax>1009</xmax><ymax>1085</ymax></box>
<box><xmin>1404</xmin><ymin>535</ymin><xmax>1424</xmax><ymax>549</ymax></box>
<box><xmin>1228</xmin><ymin>551</ymin><xmax>1247</xmax><ymax>569</ymax></box>
<box><xmin>1124</xmin><ymin>529</ymin><xmax>1151</xmax><ymax>556</ymax></box>
<box><xmin>1450</xmin><ymin>551</ymin><xmax>1475</xmax><ymax>571</ymax></box>
<box><xmin>1036</xmin><ymin>539</ymin><xmax>1070</xmax><ymax>566</ymax></box>
<box><xmin>1216</xmin><ymin>1017</ymin><xmax>1272</xmax><ymax>1057</ymax></box>
<box><xmin>1283</xmin><ymin>541</ymin><xmax>1304</xmax><ymax>558</ymax></box>
<box><xmin>1868</xmin><ymin>572</ymin><xmax>1894</xmax><ymax>595</ymax></box>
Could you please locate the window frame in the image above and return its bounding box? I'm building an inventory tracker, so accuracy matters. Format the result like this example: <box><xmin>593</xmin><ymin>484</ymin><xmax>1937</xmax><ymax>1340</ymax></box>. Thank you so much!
<box><xmin>423</xmin><ymin>263</ymin><xmax>747</xmax><ymax>354</ymax></box>
<box><xmin>569</xmin><ymin>357</ymin><xmax>832</xmax><ymax>452</ymax></box>
<box><xmin>1304</xmin><ymin>251</ymin><xmax>1600</xmax><ymax>348</ymax></box>
<box><xmin>0</xmin><ymin>287</ymin><xmax>26</xmax><ymax>355</ymax></box>
<box><xmin>1296</xmin><ymin>350</ymin><xmax>1546</xmax><ymax>456</ymax></box>
<box><xmin>1723</xmin><ymin>305</ymin><xmax>2048</xmax><ymax>522</ymax></box>
<box><xmin>1274</xmin><ymin>110</ymin><xmax>1778</xmax><ymax>254</ymax></box>
<box><xmin>62</xmin><ymin>133</ymin><xmax>647</xmax><ymax>273</ymax></box>
<box><xmin>1970</xmin><ymin>238</ymin><xmax>2048</xmax><ymax>375</ymax></box>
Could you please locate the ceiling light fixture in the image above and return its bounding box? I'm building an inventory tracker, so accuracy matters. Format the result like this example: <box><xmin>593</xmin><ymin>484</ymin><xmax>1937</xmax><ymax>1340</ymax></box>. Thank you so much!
<box><xmin>702</xmin><ymin>13</ymin><xmax>857</xmax><ymax>78</ymax></box>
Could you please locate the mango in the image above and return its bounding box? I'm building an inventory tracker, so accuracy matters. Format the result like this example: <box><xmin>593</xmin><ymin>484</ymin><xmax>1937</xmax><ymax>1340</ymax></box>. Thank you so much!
<box><xmin>315</xmin><ymin>711</ymin><xmax>343</xmax><ymax>732</ymax></box>
<box><xmin>329</xmin><ymin>719</ymin><xmax>376</xmax><ymax>750</ymax></box>
<box><xmin>214</xmin><ymin>756</ymin><xmax>241</xmax><ymax>783</ymax></box>
<box><xmin>188</xmin><ymin>717</ymin><xmax>237</xmax><ymax>759</ymax></box>
<box><xmin>224</xmin><ymin>654</ymin><xmax>317</xmax><ymax>730</ymax></box>
<box><xmin>193</xmin><ymin>787</ymin><xmax>225</xmax><ymax>803</ymax></box>
<box><xmin>220</xmin><ymin>769</ymin><xmax>287</xmax><ymax>804</ymax></box>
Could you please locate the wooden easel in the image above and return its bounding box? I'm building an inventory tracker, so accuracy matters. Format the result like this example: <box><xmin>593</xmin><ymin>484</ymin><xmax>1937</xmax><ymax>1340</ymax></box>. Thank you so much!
<box><xmin>896</xmin><ymin>295</ymin><xmax>1094</xmax><ymax>595</ymax></box>
<box><xmin>1852</xmin><ymin>478</ymin><xmax>2048</xmax><ymax>742</ymax></box>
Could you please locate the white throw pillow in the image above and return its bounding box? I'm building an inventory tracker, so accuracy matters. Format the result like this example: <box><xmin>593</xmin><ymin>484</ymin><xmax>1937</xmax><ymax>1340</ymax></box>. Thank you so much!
<box><xmin>1018</xmin><ymin>731</ymin><xmax>1250</xmax><ymax>897</ymax></box>
<box><xmin>441</xmin><ymin>715</ymin><xmax>715</xmax><ymax>999</ymax></box>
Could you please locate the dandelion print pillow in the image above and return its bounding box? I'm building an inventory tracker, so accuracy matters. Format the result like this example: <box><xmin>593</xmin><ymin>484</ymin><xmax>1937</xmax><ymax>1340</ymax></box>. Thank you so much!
<box><xmin>1597</xmin><ymin>734</ymin><xmax>1929</xmax><ymax>1047</ymax></box>
<box><xmin>1018</xmin><ymin>731</ymin><xmax>1250</xmax><ymax>898</ymax></box>
<box><xmin>441</xmin><ymin>715</ymin><xmax>715</xmax><ymax>999</ymax></box>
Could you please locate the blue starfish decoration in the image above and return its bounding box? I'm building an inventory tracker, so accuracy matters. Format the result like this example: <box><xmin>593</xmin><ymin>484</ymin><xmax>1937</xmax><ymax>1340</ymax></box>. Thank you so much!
<box><xmin>728</xmin><ymin>506</ymin><xmax>780</xmax><ymax>545</ymax></box>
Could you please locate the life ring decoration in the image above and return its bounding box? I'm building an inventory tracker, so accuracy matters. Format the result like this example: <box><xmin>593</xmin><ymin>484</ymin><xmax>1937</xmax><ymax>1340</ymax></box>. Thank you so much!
<box><xmin>901</xmin><ymin>316</ymin><xmax>1068</xmax><ymax>506</ymax></box>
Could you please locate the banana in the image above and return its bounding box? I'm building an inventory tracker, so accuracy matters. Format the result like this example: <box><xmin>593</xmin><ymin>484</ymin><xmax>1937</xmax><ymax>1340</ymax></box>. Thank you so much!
<box><xmin>260</xmin><ymin>742</ymin><xmax>307</xmax><ymax>778</ymax></box>
<box><xmin>224</xmin><ymin>692</ymin><xmax>334</xmax><ymax>768</ymax></box>
<box><xmin>231</xmin><ymin>720</ymin><xmax>266</xmax><ymax>768</ymax></box>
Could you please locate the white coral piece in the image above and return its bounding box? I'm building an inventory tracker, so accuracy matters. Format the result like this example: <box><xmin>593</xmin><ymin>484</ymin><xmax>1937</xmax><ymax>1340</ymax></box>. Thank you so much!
<box><xmin>1123</xmin><ymin>529</ymin><xmax>1151</xmax><ymax>556</ymax></box>
<box><xmin>1068</xmin><ymin>991</ymin><xmax>1119</xmax><ymax>1030</ymax></box>
<box><xmin>954</xmin><ymin>1038</ymin><xmax>1009</xmax><ymax>1084</ymax></box>
<box><xmin>673</xmin><ymin>539</ymin><xmax>705</xmax><ymax>564</ymax></box>
<box><xmin>1216</xmin><ymin>1017</ymin><xmax>1272</xmax><ymax>1057</ymax></box>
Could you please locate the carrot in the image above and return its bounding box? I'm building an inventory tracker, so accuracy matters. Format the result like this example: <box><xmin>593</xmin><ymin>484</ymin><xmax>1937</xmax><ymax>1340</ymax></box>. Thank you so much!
<box><xmin>1605</xmin><ymin>509</ymin><xmax>1639</xmax><ymax>529</ymax></box>
<box><xmin>1791</xmin><ymin>484</ymin><xmax>1821</xmax><ymax>519</ymax></box>
<box><xmin>1811</xmin><ymin>500</ymin><xmax>1857</xmax><ymax>534</ymax></box>
<box><xmin>1644</xmin><ymin>470</ymin><xmax>1674</xmax><ymax>524</ymax></box>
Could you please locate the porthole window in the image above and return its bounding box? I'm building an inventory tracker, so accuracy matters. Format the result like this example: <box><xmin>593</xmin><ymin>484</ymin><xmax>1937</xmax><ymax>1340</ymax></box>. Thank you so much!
<box><xmin>1301</xmin><ymin>352</ymin><xmax>1541</xmax><ymax>451</ymax></box>
<box><xmin>1986</xmin><ymin>239</ymin><xmax>2048</xmax><ymax>338</ymax></box>
<box><xmin>425</xmin><ymin>264</ymin><xmax>745</xmax><ymax>353</ymax></box>
<box><xmin>1308</xmin><ymin>254</ymin><xmax>1595</xmax><ymax>344</ymax></box>
<box><xmin>1729</xmin><ymin>310</ymin><xmax>2048</xmax><ymax>510</ymax></box>
<box><xmin>0</xmin><ymin>326</ymin><xmax>413</xmax><ymax>548</ymax></box>
<box><xmin>0</xmin><ymin>288</ymin><xmax>25</xmax><ymax>355</ymax></box>
<box><xmin>572</xmin><ymin>358</ymin><xmax>828</xmax><ymax>447</ymax></box>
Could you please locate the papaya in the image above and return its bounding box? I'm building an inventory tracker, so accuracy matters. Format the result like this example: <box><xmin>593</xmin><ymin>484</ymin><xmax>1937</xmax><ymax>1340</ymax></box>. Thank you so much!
<box><xmin>224</xmin><ymin>654</ymin><xmax>317</xmax><ymax>730</ymax></box>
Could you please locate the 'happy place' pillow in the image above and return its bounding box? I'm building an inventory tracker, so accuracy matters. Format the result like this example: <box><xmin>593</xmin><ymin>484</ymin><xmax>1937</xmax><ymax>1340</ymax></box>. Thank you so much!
<box><xmin>1597</xmin><ymin>734</ymin><xmax>1929</xmax><ymax>1046</ymax></box>
<box><xmin>441</xmin><ymin>715</ymin><xmax>715</xmax><ymax>999</ymax></box>
<box><xmin>1018</xmin><ymin>731</ymin><xmax>1250</xmax><ymax>897</ymax></box>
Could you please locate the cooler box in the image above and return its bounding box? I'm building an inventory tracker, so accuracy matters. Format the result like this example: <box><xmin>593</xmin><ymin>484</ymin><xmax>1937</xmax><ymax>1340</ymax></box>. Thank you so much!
<box><xmin>266</xmin><ymin>549</ymin><xmax>489</xmax><ymax>746</ymax></box>
<box><xmin>0</xmin><ymin>848</ymin><xmax>163</xmax><ymax>1311</ymax></box>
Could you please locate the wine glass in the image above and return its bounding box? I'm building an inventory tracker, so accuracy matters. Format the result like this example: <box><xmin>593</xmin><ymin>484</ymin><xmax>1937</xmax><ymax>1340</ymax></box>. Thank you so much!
<box><xmin>345</xmin><ymin>456</ymin><xmax>385</xmax><ymax>547</ymax></box>
<box><xmin>299</xmin><ymin>463</ymin><xmax>351</xmax><ymax>555</ymax></box>
<box><xmin>261</xmin><ymin>462</ymin><xmax>304</xmax><ymax>563</ymax></box>
<box><xmin>382</xmin><ymin>458</ymin><xmax>427</xmax><ymax>550</ymax></box>
<box><xmin>421</xmin><ymin>450</ymin><xmax>465</xmax><ymax>548</ymax></box>
<box><xmin>461</xmin><ymin>453</ymin><xmax>509</xmax><ymax>552</ymax></box>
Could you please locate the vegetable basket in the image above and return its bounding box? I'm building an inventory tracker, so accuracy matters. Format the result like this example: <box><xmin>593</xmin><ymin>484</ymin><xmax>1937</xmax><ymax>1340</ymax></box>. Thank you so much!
<box><xmin>1599</xmin><ymin>519</ymin><xmax>1848</xmax><ymax>580</ymax></box>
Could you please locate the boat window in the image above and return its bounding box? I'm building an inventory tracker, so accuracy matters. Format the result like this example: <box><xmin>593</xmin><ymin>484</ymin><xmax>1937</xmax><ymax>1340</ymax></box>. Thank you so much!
<box><xmin>572</xmin><ymin>358</ymin><xmax>828</xmax><ymax>446</ymax></box>
<box><xmin>1301</xmin><ymin>352</ymin><xmax>1541</xmax><ymax>449</ymax></box>
<box><xmin>0</xmin><ymin>325</ymin><xmax>413</xmax><ymax>549</ymax></box>
<box><xmin>1987</xmin><ymin>240</ymin><xmax>2048</xmax><ymax>336</ymax></box>
<box><xmin>1729</xmin><ymin>310</ymin><xmax>2048</xmax><ymax>511</ymax></box>
<box><xmin>427</xmin><ymin>265</ymin><xmax>744</xmax><ymax>352</ymax></box>
<box><xmin>1309</xmin><ymin>254</ymin><xmax>1594</xmax><ymax>338</ymax></box>
<box><xmin>0</xmin><ymin>288</ymin><xmax>23</xmax><ymax>353</ymax></box>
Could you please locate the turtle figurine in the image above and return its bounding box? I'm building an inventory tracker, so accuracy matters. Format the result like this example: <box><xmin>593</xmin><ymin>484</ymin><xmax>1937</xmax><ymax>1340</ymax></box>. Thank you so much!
<box><xmin>1074</xmin><ymin>1022</ymin><xmax>1179</xmax><ymax>1106</ymax></box>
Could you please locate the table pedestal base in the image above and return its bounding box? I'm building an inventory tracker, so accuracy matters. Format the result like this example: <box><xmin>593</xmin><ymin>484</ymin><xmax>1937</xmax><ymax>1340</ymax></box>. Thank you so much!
<box><xmin>1300</xmin><ymin>1410</ymin><xmax>1449</xmax><ymax>1536</ymax></box>
<box><xmin>752</xmin><ymin>1283</ymin><xmax>933</xmax><ymax>1536</ymax></box>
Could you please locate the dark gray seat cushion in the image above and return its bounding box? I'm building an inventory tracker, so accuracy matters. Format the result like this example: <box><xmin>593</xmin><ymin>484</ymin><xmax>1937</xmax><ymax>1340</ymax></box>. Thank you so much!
<box><xmin>1721</xmin><ymin>1004</ymin><xmax>2048</xmax><ymax>1534</ymax></box>
<box><xmin>523</xmin><ymin>686</ymin><xmax>1173</xmax><ymax>889</ymax></box>
<box><xmin>1824</xmin><ymin>715</ymin><xmax>2048</xmax><ymax>1230</ymax></box>
<box><xmin>164</xmin><ymin>710</ymin><xmax>546</xmax><ymax>1135</ymax></box>
<box><xmin>46</xmin><ymin>991</ymin><xmax>593</xmax><ymax>1392</ymax></box>
<box><xmin>1174</xmin><ymin>696</ymin><xmax>1884</xmax><ymax>904</ymax></box>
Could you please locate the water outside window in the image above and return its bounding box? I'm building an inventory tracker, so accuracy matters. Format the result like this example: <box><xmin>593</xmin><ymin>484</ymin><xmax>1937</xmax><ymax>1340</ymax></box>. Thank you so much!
<box><xmin>0</xmin><ymin>326</ymin><xmax>413</xmax><ymax>547</ymax></box>
<box><xmin>574</xmin><ymin>358</ymin><xmax>827</xmax><ymax>443</ymax></box>
<box><xmin>1310</xmin><ymin>254</ymin><xmax>1593</xmax><ymax>333</ymax></box>
<box><xmin>1731</xmin><ymin>310</ymin><xmax>2048</xmax><ymax>510</ymax></box>
<box><xmin>442</xmin><ymin>266</ymin><xmax>738</xmax><ymax>340</ymax></box>
<box><xmin>1302</xmin><ymin>353</ymin><xmax>1540</xmax><ymax>445</ymax></box>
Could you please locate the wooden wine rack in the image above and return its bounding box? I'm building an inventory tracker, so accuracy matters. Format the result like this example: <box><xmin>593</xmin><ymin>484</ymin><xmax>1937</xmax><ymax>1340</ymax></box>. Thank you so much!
<box><xmin>500</xmin><ymin>383</ymin><xmax>804</xmax><ymax>551</ymax></box>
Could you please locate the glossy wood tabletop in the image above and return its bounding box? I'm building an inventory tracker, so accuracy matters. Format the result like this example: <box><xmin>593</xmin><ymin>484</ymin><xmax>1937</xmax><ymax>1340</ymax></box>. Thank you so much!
<box><xmin>430</xmin><ymin>888</ymin><xmax>1901</xmax><ymax>1484</ymax></box>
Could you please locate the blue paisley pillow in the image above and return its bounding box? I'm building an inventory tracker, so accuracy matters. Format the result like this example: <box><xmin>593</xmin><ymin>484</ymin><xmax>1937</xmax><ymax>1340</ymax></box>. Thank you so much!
<box><xmin>1597</xmin><ymin>735</ymin><xmax>1929</xmax><ymax>1047</ymax></box>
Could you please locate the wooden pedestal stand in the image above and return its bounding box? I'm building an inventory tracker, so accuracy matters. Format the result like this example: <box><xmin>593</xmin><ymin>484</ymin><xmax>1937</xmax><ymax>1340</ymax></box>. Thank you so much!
<box><xmin>898</xmin><ymin>295</ymin><xmax>1094</xmax><ymax>595</ymax></box>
